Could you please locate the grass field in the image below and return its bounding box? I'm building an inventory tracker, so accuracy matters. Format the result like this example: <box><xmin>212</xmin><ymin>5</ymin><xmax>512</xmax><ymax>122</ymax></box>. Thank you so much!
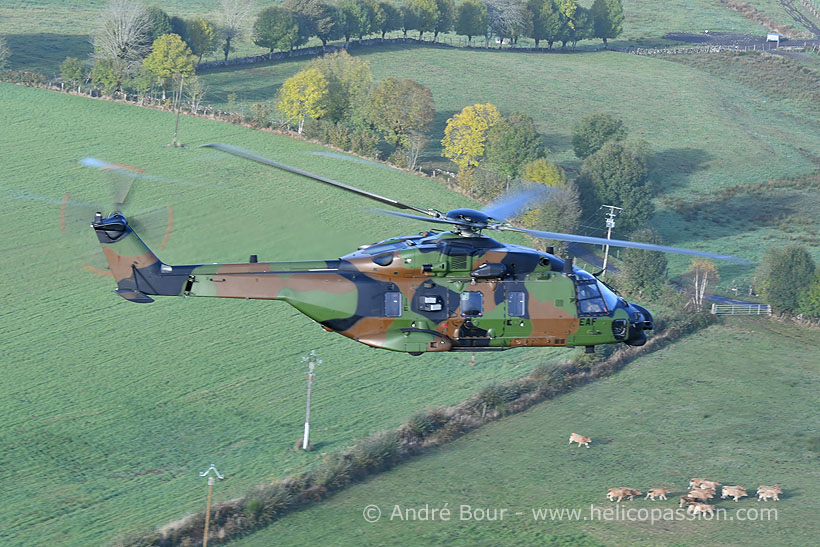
<box><xmin>1</xmin><ymin>2</ymin><xmax>819</xmax><ymax>543</ymax></box>
<box><xmin>0</xmin><ymin>83</ymin><xmax>573</xmax><ymax>546</ymax></box>
<box><xmin>231</xmin><ymin>316</ymin><xmax>820</xmax><ymax>546</ymax></box>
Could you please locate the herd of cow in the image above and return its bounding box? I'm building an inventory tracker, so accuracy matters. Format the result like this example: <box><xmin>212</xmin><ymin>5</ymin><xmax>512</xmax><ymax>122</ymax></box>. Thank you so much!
<box><xmin>569</xmin><ymin>433</ymin><xmax>783</xmax><ymax>516</ymax></box>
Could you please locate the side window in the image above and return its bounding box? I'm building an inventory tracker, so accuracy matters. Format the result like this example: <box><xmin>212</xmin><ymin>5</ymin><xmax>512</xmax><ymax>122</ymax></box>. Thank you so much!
<box><xmin>575</xmin><ymin>282</ymin><xmax>607</xmax><ymax>314</ymax></box>
<box><xmin>508</xmin><ymin>291</ymin><xmax>526</xmax><ymax>317</ymax></box>
<box><xmin>461</xmin><ymin>291</ymin><xmax>483</xmax><ymax>317</ymax></box>
<box><xmin>385</xmin><ymin>291</ymin><xmax>402</xmax><ymax>317</ymax></box>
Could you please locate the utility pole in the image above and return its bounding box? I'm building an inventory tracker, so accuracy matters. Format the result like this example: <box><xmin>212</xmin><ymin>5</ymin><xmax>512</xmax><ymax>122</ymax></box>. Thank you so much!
<box><xmin>199</xmin><ymin>464</ymin><xmax>224</xmax><ymax>547</ymax></box>
<box><xmin>172</xmin><ymin>74</ymin><xmax>184</xmax><ymax>146</ymax></box>
<box><xmin>302</xmin><ymin>350</ymin><xmax>321</xmax><ymax>450</ymax></box>
<box><xmin>601</xmin><ymin>205</ymin><xmax>622</xmax><ymax>275</ymax></box>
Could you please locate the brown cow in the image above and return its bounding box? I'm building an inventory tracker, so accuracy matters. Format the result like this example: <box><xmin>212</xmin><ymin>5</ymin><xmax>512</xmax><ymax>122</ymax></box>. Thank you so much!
<box><xmin>645</xmin><ymin>488</ymin><xmax>669</xmax><ymax>501</ymax></box>
<box><xmin>721</xmin><ymin>486</ymin><xmax>747</xmax><ymax>502</ymax></box>
<box><xmin>757</xmin><ymin>485</ymin><xmax>781</xmax><ymax>501</ymax></box>
<box><xmin>688</xmin><ymin>503</ymin><xmax>716</xmax><ymax>516</ymax></box>
<box><xmin>569</xmin><ymin>433</ymin><xmax>591</xmax><ymax>448</ymax></box>
<box><xmin>687</xmin><ymin>488</ymin><xmax>715</xmax><ymax>501</ymax></box>
<box><xmin>607</xmin><ymin>487</ymin><xmax>641</xmax><ymax>502</ymax></box>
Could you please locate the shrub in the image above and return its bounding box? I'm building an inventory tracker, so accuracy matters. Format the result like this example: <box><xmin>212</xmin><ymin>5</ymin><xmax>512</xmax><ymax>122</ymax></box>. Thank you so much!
<box><xmin>242</xmin><ymin>483</ymin><xmax>292</xmax><ymax>524</ymax></box>
<box><xmin>327</xmin><ymin>122</ymin><xmax>351</xmax><ymax>149</ymax></box>
<box><xmin>351</xmin><ymin>431</ymin><xmax>400</xmax><ymax>474</ymax></box>
<box><xmin>349</xmin><ymin>128</ymin><xmax>380</xmax><ymax>157</ymax></box>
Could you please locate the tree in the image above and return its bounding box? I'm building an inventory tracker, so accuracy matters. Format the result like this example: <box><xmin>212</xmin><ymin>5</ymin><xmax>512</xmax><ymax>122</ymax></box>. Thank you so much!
<box><xmin>377</xmin><ymin>1</ymin><xmax>403</xmax><ymax>38</ymax></box>
<box><xmin>555</xmin><ymin>0</ymin><xmax>578</xmax><ymax>48</ymax></box>
<box><xmin>522</xmin><ymin>157</ymin><xmax>565</xmax><ymax>187</ymax></box>
<box><xmin>540</xmin><ymin>0</ymin><xmax>562</xmax><ymax>49</ymax></box>
<box><xmin>433</xmin><ymin>0</ymin><xmax>455</xmax><ymax>41</ymax></box>
<box><xmin>455</xmin><ymin>0</ymin><xmax>488</xmax><ymax>46</ymax></box>
<box><xmin>486</xmin><ymin>0</ymin><xmax>527</xmax><ymax>47</ymax></box>
<box><xmin>60</xmin><ymin>57</ymin><xmax>86</xmax><ymax>93</ymax></box>
<box><xmin>308</xmin><ymin>50</ymin><xmax>373</xmax><ymax>122</ymax></box>
<box><xmin>615</xmin><ymin>228</ymin><xmax>667</xmax><ymax>298</ymax></box>
<box><xmin>185</xmin><ymin>17</ymin><xmax>218</xmax><ymax>63</ymax></box>
<box><xmin>568</xmin><ymin>5</ymin><xmax>592</xmax><ymax>48</ymax></box>
<box><xmin>367</xmin><ymin>77</ymin><xmax>434</xmax><ymax>152</ymax></box>
<box><xmin>143</xmin><ymin>33</ymin><xmax>195</xmax><ymax>100</ymax></box>
<box><xmin>441</xmin><ymin>103</ymin><xmax>501</xmax><ymax>171</ymax></box>
<box><xmin>253</xmin><ymin>6</ymin><xmax>301</xmax><ymax>53</ymax></box>
<box><xmin>217</xmin><ymin>0</ymin><xmax>254</xmax><ymax>61</ymax></box>
<box><xmin>284</xmin><ymin>0</ymin><xmax>329</xmax><ymax>46</ymax></box>
<box><xmin>91</xmin><ymin>58</ymin><xmax>122</xmax><ymax>96</ymax></box>
<box><xmin>571</xmin><ymin>112</ymin><xmax>626</xmax><ymax>159</ymax></box>
<box><xmin>170</xmin><ymin>16</ymin><xmax>189</xmax><ymax>43</ymax></box>
<box><xmin>519</xmin><ymin>162</ymin><xmax>581</xmax><ymax>254</ymax></box>
<box><xmin>145</xmin><ymin>6</ymin><xmax>172</xmax><ymax>42</ymax></box>
<box><xmin>756</xmin><ymin>244</ymin><xmax>816</xmax><ymax>314</ymax></box>
<box><xmin>0</xmin><ymin>35</ymin><xmax>9</xmax><ymax>70</ymax></box>
<box><xmin>683</xmin><ymin>258</ymin><xmax>719</xmax><ymax>311</ymax></box>
<box><xmin>485</xmin><ymin>112</ymin><xmax>544</xmax><ymax>180</ymax></box>
<box><xmin>338</xmin><ymin>0</ymin><xmax>372</xmax><ymax>43</ymax></box>
<box><xmin>576</xmin><ymin>139</ymin><xmax>654</xmax><ymax>231</ymax></box>
<box><xmin>314</xmin><ymin>3</ymin><xmax>343</xmax><ymax>46</ymax></box>
<box><xmin>277</xmin><ymin>68</ymin><xmax>329</xmax><ymax>133</ymax></box>
<box><xmin>525</xmin><ymin>0</ymin><xmax>546</xmax><ymax>48</ymax></box>
<box><xmin>591</xmin><ymin>0</ymin><xmax>623</xmax><ymax>48</ymax></box>
<box><xmin>798</xmin><ymin>270</ymin><xmax>820</xmax><ymax>316</ymax></box>
<box><xmin>408</xmin><ymin>0</ymin><xmax>440</xmax><ymax>40</ymax></box>
<box><xmin>401</xmin><ymin>2</ymin><xmax>418</xmax><ymax>37</ymax></box>
<box><xmin>92</xmin><ymin>0</ymin><xmax>151</xmax><ymax>70</ymax></box>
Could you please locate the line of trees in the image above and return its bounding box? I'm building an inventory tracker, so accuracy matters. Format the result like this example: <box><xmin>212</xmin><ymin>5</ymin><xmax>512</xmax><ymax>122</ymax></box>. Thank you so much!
<box><xmin>248</xmin><ymin>0</ymin><xmax>623</xmax><ymax>52</ymax></box>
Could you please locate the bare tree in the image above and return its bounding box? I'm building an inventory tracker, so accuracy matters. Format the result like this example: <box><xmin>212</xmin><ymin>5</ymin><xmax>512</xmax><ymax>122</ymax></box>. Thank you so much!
<box><xmin>0</xmin><ymin>35</ymin><xmax>10</xmax><ymax>70</ymax></box>
<box><xmin>92</xmin><ymin>0</ymin><xmax>151</xmax><ymax>68</ymax></box>
<box><xmin>485</xmin><ymin>0</ymin><xmax>526</xmax><ymax>47</ymax></box>
<box><xmin>218</xmin><ymin>0</ymin><xmax>255</xmax><ymax>61</ymax></box>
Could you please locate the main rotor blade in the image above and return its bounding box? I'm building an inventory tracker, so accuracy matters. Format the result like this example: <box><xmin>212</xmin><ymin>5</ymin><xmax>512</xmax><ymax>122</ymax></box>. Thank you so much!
<box><xmin>372</xmin><ymin>208</ymin><xmax>479</xmax><ymax>228</ymax></box>
<box><xmin>505</xmin><ymin>227</ymin><xmax>749</xmax><ymax>264</ymax></box>
<box><xmin>203</xmin><ymin>143</ymin><xmax>433</xmax><ymax>216</ymax></box>
<box><xmin>482</xmin><ymin>184</ymin><xmax>559</xmax><ymax>222</ymax></box>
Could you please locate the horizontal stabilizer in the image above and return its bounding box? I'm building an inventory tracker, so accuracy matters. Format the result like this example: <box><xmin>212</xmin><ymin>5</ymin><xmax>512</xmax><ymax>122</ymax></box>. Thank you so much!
<box><xmin>115</xmin><ymin>289</ymin><xmax>155</xmax><ymax>303</ymax></box>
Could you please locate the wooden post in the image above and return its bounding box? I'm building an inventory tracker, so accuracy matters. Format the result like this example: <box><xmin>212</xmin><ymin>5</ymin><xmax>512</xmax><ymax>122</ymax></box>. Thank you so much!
<box><xmin>199</xmin><ymin>464</ymin><xmax>224</xmax><ymax>547</ymax></box>
<box><xmin>203</xmin><ymin>476</ymin><xmax>214</xmax><ymax>547</ymax></box>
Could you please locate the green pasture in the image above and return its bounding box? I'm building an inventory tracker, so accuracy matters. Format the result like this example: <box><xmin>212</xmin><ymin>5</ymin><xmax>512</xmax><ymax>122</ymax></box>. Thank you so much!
<box><xmin>233</xmin><ymin>316</ymin><xmax>820</xmax><ymax>546</ymax></box>
<box><xmin>0</xmin><ymin>0</ymin><xmax>772</xmax><ymax>75</ymax></box>
<box><xmin>0</xmin><ymin>83</ymin><xmax>572</xmax><ymax>546</ymax></box>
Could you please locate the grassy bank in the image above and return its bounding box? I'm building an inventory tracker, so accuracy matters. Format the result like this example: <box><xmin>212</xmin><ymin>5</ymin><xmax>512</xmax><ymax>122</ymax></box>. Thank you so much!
<box><xmin>232</xmin><ymin>316</ymin><xmax>820</xmax><ymax>546</ymax></box>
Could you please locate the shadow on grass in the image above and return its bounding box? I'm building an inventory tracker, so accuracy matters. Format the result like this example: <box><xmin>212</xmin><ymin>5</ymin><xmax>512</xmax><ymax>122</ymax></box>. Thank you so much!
<box><xmin>653</xmin><ymin>147</ymin><xmax>713</xmax><ymax>189</ymax></box>
<box><xmin>5</xmin><ymin>33</ymin><xmax>92</xmax><ymax>74</ymax></box>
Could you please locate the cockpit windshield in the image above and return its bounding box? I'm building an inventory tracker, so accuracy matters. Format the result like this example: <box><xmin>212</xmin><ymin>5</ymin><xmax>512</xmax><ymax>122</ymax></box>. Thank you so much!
<box><xmin>360</xmin><ymin>241</ymin><xmax>407</xmax><ymax>255</ymax></box>
<box><xmin>575</xmin><ymin>280</ymin><xmax>617</xmax><ymax>315</ymax></box>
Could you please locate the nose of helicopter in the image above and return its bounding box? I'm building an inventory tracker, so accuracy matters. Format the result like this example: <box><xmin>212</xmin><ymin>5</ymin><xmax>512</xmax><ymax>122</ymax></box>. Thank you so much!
<box><xmin>623</xmin><ymin>302</ymin><xmax>653</xmax><ymax>346</ymax></box>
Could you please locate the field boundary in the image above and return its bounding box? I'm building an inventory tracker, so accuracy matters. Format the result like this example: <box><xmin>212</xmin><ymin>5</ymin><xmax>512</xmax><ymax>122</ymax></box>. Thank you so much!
<box><xmin>122</xmin><ymin>308</ymin><xmax>717</xmax><ymax>546</ymax></box>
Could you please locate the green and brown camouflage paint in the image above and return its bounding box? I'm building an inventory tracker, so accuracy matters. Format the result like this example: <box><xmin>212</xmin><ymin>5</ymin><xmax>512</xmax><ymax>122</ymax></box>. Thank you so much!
<box><xmin>93</xmin><ymin>213</ymin><xmax>652</xmax><ymax>354</ymax></box>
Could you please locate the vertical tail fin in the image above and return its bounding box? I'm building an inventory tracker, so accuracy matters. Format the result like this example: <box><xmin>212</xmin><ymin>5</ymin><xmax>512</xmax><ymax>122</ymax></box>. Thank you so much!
<box><xmin>91</xmin><ymin>212</ymin><xmax>166</xmax><ymax>302</ymax></box>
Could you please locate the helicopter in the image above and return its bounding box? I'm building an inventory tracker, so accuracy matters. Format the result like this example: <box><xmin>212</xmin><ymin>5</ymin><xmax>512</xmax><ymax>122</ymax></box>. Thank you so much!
<box><xmin>91</xmin><ymin>144</ymin><xmax>746</xmax><ymax>356</ymax></box>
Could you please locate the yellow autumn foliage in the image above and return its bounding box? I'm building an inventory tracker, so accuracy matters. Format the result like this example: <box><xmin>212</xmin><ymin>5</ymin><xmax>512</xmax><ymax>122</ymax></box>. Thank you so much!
<box><xmin>277</xmin><ymin>67</ymin><xmax>329</xmax><ymax>133</ymax></box>
<box><xmin>441</xmin><ymin>103</ymin><xmax>501</xmax><ymax>170</ymax></box>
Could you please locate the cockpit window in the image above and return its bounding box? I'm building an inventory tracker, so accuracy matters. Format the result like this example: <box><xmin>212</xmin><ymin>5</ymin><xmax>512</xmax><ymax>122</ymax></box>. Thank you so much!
<box><xmin>575</xmin><ymin>281</ymin><xmax>608</xmax><ymax>315</ymax></box>
<box><xmin>362</xmin><ymin>241</ymin><xmax>406</xmax><ymax>255</ymax></box>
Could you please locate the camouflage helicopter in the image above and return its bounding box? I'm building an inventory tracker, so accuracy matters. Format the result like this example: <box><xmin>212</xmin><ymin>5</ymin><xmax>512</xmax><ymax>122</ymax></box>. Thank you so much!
<box><xmin>91</xmin><ymin>144</ymin><xmax>746</xmax><ymax>355</ymax></box>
